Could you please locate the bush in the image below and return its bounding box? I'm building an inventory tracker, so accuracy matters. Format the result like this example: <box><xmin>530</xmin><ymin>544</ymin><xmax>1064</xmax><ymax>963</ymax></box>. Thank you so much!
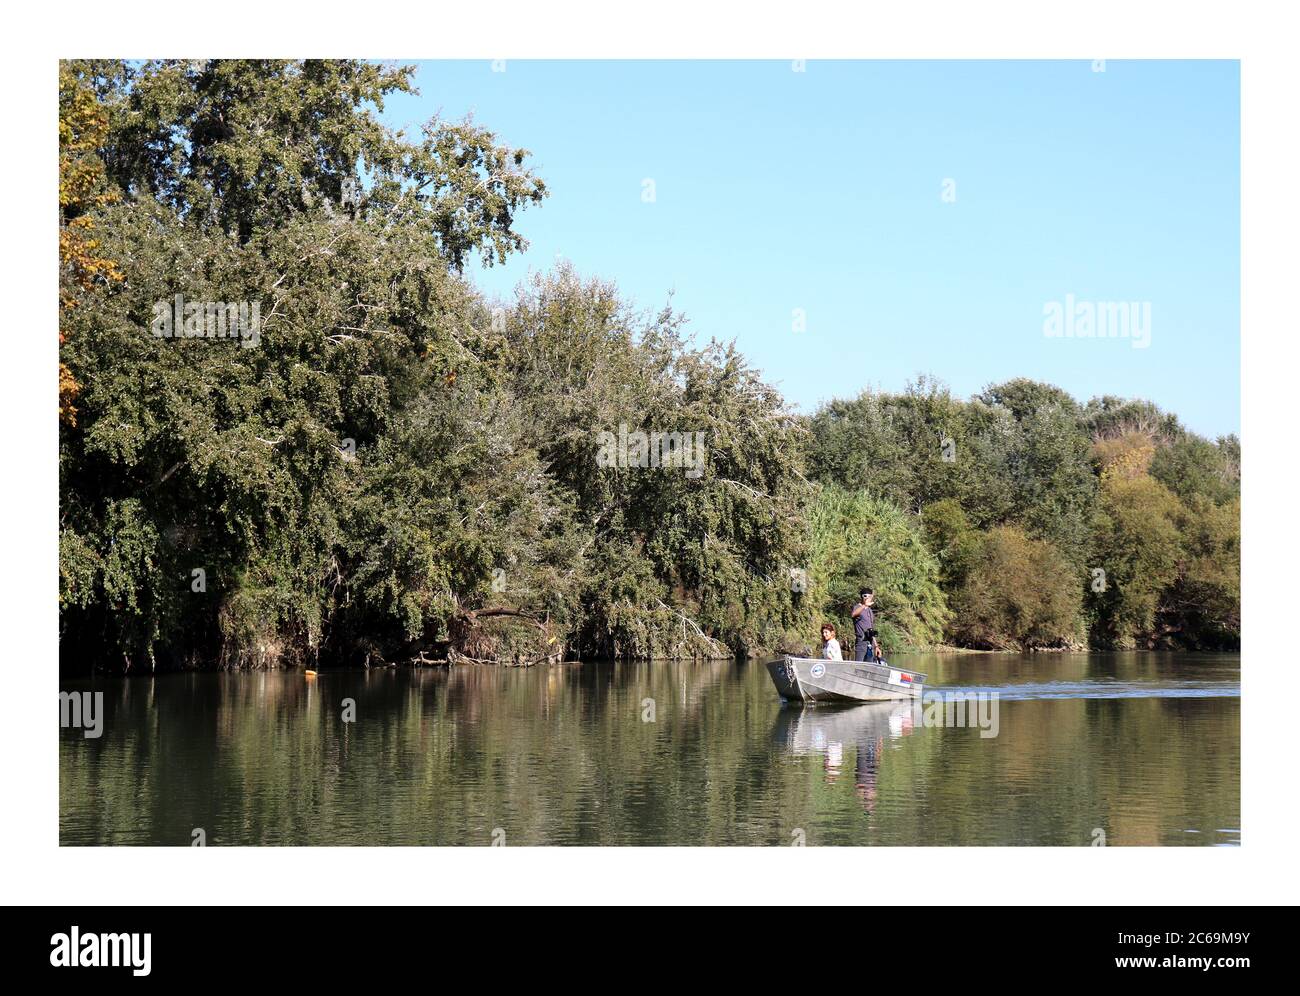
<box><xmin>949</xmin><ymin>526</ymin><xmax>1081</xmax><ymax>650</ymax></box>
<box><xmin>805</xmin><ymin>486</ymin><xmax>949</xmax><ymax>653</ymax></box>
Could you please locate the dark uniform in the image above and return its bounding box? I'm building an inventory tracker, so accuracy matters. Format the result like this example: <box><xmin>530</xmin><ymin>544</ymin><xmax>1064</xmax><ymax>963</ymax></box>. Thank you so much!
<box><xmin>853</xmin><ymin>605</ymin><xmax>876</xmax><ymax>662</ymax></box>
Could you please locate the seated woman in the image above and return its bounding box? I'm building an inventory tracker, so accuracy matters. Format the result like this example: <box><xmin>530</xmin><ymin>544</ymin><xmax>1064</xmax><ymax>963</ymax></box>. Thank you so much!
<box><xmin>819</xmin><ymin>622</ymin><xmax>843</xmax><ymax>661</ymax></box>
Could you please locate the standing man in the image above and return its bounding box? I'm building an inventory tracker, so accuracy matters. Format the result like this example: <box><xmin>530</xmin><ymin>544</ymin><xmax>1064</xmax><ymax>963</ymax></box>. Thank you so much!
<box><xmin>851</xmin><ymin>588</ymin><xmax>877</xmax><ymax>662</ymax></box>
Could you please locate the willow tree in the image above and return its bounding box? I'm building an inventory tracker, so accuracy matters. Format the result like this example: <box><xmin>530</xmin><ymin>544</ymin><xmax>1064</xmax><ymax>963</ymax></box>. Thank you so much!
<box><xmin>497</xmin><ymin>267</ymin><xmax>811</xmax><ymax>659</ymax></box>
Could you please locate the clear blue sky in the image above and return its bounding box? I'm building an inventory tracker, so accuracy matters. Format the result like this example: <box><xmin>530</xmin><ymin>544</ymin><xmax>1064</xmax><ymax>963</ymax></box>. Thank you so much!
<box><xmin>381</xmin><ymin>60</ymin><xmax>1240</xmax><ymax>438</ymax></box>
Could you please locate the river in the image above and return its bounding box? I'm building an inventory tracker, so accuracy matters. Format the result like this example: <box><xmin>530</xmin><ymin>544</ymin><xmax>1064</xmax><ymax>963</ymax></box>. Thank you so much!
<box><xmin>59</xmin><ymin>652</ymin><xmax>1239</xmax><ymax>846</ymax></box>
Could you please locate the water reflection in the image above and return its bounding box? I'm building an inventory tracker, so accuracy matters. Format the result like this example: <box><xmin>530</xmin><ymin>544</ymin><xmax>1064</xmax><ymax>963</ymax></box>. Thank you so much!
<box><xmin>772</xmin><ymin>702</ymin><xmax>917</xmax><ymax>813</ymax></box>
<box><xmin>60</xmin><ymin>652</ymin><xmax>1240</xmax><ymax>846</ymax></box>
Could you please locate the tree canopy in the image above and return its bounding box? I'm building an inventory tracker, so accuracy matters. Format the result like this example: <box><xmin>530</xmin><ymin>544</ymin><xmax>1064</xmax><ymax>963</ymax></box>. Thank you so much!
<box><xmin>59</xmin><ymin>60</ymin><xmax>1240</xmax><ymax>671</ymax></box>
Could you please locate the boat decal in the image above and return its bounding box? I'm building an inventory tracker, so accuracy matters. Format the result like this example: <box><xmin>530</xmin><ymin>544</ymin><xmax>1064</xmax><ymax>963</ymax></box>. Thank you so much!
<box><xmin>810</xmin><ymin>663</ymin><xmax>826</xmax><ymax>678</ymax></box>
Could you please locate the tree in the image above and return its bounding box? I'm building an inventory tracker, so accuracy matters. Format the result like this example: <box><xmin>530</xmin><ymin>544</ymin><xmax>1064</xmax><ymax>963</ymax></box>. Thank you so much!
<box><xmin>978</xmin><ymin>379</ymin><xmax>1097</xmax><ymax>570</ymax></box>
<box><xmin>59</xmin><ymin>59</ymin><xmax>548</xmax><ymax>670</ymax></box>
<box><xmin>806</xmin><ymin>376</ymin><xmax>1016</xmax><ymax>521</ymax></box>
<box><xmin>949</xmin><ymin>526</ymin><xmax>1082</xmax><ymax>649</ymax></box>
<box><xmin>1091</xmin><ymin>432</ymin><xmax>1156</xmax><ymax>480</ymax></box>
<box><xmin>921</xmin><ymin>498</ymin><xmax>981</xmax><ymax>591</ymax></box>
<box><xmin>59</xmin><ymin>63</ymin><xmax>124</xmax><ymax>427</ymax></box>
<box><xmin>978</xmin><ymin>377</ymin><xmax>1080</xmax><ymax>422</ymax></box>
<box><xmin>1085</xmin><ymin>421</ymin><xmax>1238</xmax><ymax>649</ymax></box>
<box><xmin>1161</xmin><ymin>497</ymin><xmax>1240</xmax><ymax>648</ymax></box>
<box><xmin>1089</xmin><ymin>473</ymin><xmax>1184</xmax><ymax>647</ymax></box>
<box><xmin>500</xmin><ymin>267</ymin><xmax>811</xmax><ymax>659</ymax></box>
<box><xmin>56</xmin><ymin>58</ymin><xmax>1241</xmax><ymax>667</ymax></box>
<box><xmin>807</xmin><ymin>376</ymin><xmax>1099</xmax><ymax>565</ymax></box>
<box><xmin>97</xmin><ymin>60</ymin><xmax>546</xmax><ymax>262</ymax></box>
<box><xmin>1150</xmin><ymin>434</ymin><xmax>1240</xmax><ymax>505</ymax></box>
<box><xmin>1083</xmin><ymin>395</ymin><xmax>1182</xmax><ymax>443</ymax></box>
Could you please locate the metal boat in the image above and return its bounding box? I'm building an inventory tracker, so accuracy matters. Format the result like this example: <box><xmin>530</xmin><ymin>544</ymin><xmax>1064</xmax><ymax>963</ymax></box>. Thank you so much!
<box><xmin>765</xmin><ymin>654</ymin><xmax>926</xmax><ymax>703</ymax></box>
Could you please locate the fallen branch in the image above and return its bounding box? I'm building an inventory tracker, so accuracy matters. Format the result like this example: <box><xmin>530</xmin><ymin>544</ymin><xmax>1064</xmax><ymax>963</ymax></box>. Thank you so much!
<box><xmin>447</xmin><ymin>648</ymin><xmax>561</xmax><ymax>668</ymax></box>
<box><xmin>409</xmin><ymin>651</ymin><xmax>448</xmax><ymax>667</ymax></box>
<box><xmin>653</xmin><ymin>598</ymin><xmax>730</xmax><ymax>656</ymax></box>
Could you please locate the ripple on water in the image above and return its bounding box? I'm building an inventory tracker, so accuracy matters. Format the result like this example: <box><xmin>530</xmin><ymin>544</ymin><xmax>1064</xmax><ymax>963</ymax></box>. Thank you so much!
<box><xmin>933</xmin><ymin>681</ymin><xmax>1240</xmax><ymax>701</ymax></box>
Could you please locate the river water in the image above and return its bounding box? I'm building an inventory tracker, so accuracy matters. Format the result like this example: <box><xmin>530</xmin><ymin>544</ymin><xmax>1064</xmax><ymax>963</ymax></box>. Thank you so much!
<box><xmin>59</xmin><ymin>652</ymin><xmax>1239</xmax><ymax>846</ymax></box>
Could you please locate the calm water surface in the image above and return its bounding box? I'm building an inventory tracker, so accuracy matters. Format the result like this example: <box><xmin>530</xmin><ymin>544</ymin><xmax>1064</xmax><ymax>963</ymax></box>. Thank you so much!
<box><xmin>60</xmin><ymin>652</ymin><xmax>1239</xmax><ymax>846</ymax></box>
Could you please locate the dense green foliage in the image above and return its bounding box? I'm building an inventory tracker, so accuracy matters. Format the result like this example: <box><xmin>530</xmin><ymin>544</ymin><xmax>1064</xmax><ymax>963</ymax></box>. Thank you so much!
<box><xmin>497</xmin><ymin>270</ymin><xmax>810</xmax><ymax>658</ymax></box>
<box><xmin>59</xmin><ymin>60</ymin><xmax>1240</xmax><ymax>671</ymax></box>
<box><xmin>808</xmin><ymin>382</ymin><xmax>1240</xmax><ymax>651</ymax></box>
<box><xmin>804</xmin><ymin>487</ymin><xmax>949</xmax><ymax>654</ymax></box>
<box><xmin>949</xmin><ymin>527</ymin><xmax>1083</xmax><ymax>650</ymax></box>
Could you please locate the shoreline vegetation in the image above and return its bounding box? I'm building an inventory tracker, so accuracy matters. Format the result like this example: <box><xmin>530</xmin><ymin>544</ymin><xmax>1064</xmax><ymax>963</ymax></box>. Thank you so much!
<box><xmin>58</xmin><ymin>60</ymin><xmax>1240</xmax><ymax>674</ymax></box>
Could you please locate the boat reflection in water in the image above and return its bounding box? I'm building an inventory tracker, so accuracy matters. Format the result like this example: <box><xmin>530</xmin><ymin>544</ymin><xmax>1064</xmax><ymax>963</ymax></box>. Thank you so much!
<box><xmin>772</xmin><ymin>702</ymin><xmax>917</xmax><ymax>812</ymax></box>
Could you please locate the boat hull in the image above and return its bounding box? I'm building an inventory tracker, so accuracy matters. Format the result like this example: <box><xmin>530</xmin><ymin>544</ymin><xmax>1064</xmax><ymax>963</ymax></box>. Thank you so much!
<box><xmin>765</xmin><ymin>655</ymin><xmax>926</xmax><ymax>703</ymax></box>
